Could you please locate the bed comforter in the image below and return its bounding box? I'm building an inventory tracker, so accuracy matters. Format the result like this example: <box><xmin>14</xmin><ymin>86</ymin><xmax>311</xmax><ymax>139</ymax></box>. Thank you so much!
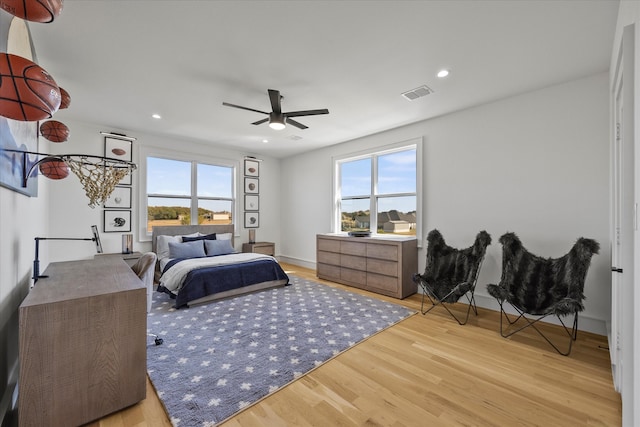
<box><xmin>158</xmin><ymin>253</ymin><xmax>289</xmax><ymax>308</ymax></box>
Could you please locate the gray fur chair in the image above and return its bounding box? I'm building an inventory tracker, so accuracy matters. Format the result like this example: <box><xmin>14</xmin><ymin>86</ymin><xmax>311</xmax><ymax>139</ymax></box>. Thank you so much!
<box><xmin>413</xmin><ymin>229</ymin><xmax>492</xmax><ymax>325</ymax></box>
<box><xmin>486</xmin><ymin>232</ymin><xmax>599</xmax><ymax>355</ymax></box>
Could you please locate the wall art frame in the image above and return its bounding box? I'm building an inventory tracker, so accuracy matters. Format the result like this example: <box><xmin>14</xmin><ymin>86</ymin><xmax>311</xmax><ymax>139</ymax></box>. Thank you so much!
<box><xmin>244</xmin><ymin>194</ymin><xmax>259</xmax><ymax>211</ymax></box>
<box><xmin>244</xmin><ymin>212</ymin><xmax>259</xmax><ymax>228</ymax></box>
<box><xmin>104</xmin><ymin>185</ymin><xmax>132</xmax><ymax>209</ymax></box>
<box><xmin>104</xmin><ymin>209</ymin><xmax>132</xmax><ymax>233</ymax></box>
<box><xmin>244</xmin><ymin>158</ymin><xmax>260</xmax><ymax>177</ymax></box>
<box><xmin>244</xmin><ymin>177</ymin><xmax>259</xmax><ymax>194</ymax></box>
<box><xmin>104</xmin><ymin>136</ymin><xmax>132</xmax><ymax>185</ymax></box>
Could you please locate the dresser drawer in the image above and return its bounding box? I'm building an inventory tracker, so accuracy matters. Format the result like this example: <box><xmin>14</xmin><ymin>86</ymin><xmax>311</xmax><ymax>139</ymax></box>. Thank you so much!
<box><xmin>367</xmin><ymin>258</ymin><xmax>398</xmax><ymax>277</ymax></box>
<box><xmin>318</xmin><ymin>263</ymin><xmax>341</xmax><ymax>280</ymax></box>
<box><xmin>367</xmin><ymin>272</ymin><xmax>399</xmax><ymax>295</ymax></box>
<box><xmin>367</xmin><ymin>243</ymin><xmax>398</xmax><ymax>261</ymax></box>
<box><xmin>341</xmin><ymin>267</ymin><xmax>366</xmax><ymax>286</ymax></box>
<box><xmin>341</xmin><ymin>241</ymin><xmax>366</xmax><ymax>256</ymax></box>
<box><xmin>318</xmin><ymin>250</ymin><xmax>341</xmax><ymax>266</ymax></box>
<box><xmin>341</xmin><ymin>254</ymin><xmax>366</xmax><ymax>271</ymax></box>
<box><xmin>318</xmin><ymin>237</ymin><xmax>340</xmax><ymax>252</ymax></box>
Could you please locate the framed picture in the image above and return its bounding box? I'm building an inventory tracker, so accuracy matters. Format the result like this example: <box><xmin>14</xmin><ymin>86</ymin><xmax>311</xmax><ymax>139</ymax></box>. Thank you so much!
<box><xmin>104</xmin><ymin>136</ymin><xmax>132</xmax><ymax>185</ymax></box>
<box><xmin>104</xmin><ymin>209</ymin><xmax>132</xmax><ymax>233</ymax></box>
<box><xmin>244</xmin><ymin>158</ymin><xmax>260</xmax><ymax>177</ymax></box>
<box><xmin>0</xmin><ymin>118</ymin><xmax>39</xmax><ymax>196</ymax></box>
<box><xmin>244</xmin><ymin>177</ymin><xmax>259</xmax><ymax>194</ymax></box>
<box><xmin>245</xmin><ymin>194</ymin><xmax>259</xmax><ymax>211</ymax></box>
<box><xmin>104</xmin><ymin>186</ymin><xmax>132</xmax><ymax>209</ymax></box>
<box><xmin>244</xmin><ymin>212</ymin><xmax>259</xmax><ymax>228</ymax></box>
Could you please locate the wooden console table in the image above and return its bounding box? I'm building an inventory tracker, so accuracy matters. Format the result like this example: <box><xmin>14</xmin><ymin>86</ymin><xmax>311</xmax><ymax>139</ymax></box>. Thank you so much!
<box><xmin>19</xmin><ymin>257</ymin><xmax>146</xmax><ymax>426</ymax></box>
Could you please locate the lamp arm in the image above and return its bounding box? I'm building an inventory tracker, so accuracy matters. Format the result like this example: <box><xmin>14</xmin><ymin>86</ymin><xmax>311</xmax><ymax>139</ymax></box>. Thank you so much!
<box><xmin>32</xmin><ymin>236</ymin><xmax>96</xmax><ymax>283</ymax></box>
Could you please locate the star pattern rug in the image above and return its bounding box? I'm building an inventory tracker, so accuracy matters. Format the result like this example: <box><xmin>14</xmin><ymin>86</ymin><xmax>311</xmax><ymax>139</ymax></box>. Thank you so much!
<box><xmin>147</xmin><ymin>274</ymin><xmax>415</xmax><ymax>426</ymax></box>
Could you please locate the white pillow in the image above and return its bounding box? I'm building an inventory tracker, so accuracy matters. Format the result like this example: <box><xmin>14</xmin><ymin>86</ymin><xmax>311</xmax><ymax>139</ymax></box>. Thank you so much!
<box><xmin>217</xmin><ymin>233</ymin><xmax>232</xmax><ymax>240</ymax></box>
<box><xmin>156</xmin><ymin>232</ymin><xmax>201</xmax><ymax>260</ymax></box>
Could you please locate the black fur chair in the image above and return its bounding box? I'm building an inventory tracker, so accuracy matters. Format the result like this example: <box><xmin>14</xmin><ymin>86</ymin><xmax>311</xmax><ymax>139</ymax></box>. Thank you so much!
<box><xmin>486</xmin><ymin>233</ymin><xmax>599</xmax><ymax>355</ymax></box>
<box><xmin>413</xmin><ymin>229</ymin><xmax>492</xmax><ymax>325</ymax></box>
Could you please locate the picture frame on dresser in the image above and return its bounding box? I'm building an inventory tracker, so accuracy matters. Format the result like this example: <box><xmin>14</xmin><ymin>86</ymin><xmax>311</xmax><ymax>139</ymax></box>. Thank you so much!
<box><xmin>104</xmin><ymin>209</ymin><xmax>132</xmax><ymax>232</ymax></box>
<box><xmin>104</xmin><ymin>136</ymin><xmax>132</xmax><ymax>185</ymax></box>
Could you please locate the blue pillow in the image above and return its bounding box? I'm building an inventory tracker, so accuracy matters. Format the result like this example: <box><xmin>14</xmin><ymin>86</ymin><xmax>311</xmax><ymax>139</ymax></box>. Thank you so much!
<box><xmin>168</xmin><ymin>240</ymin><xmax>206</xmax><ymax>259</ymax></box>
<box><xmin>204</xmin><ymin>239</ymin><xmax>235</xmax><ymax>256</ymax></box>
<box><xmin>182</xmin><ymin>233</ymin><xmax>217</xmax><ymax>242</ymax></box>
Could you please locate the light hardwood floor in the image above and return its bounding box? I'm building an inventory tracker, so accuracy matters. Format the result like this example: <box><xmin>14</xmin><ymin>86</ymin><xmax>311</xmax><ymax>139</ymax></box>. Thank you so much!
<box><xmin>87</xmin><ymin>263</ymin><xmax>621</xmax><ymax>427</ymax></box>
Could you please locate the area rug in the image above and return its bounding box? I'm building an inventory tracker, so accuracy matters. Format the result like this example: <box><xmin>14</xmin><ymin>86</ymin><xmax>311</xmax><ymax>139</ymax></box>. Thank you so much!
<box><xmin>146</xmin><ymin>274</ymin><xmax>415</xmax><ymax>426</ymax></box>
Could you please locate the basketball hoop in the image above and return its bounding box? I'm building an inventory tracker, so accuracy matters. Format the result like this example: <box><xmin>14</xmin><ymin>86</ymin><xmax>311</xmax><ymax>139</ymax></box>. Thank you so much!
<box><xmin>61</xmin><ymin>155</ymin><xmax>137</xmax><ymax>208</ymax></box>
<box><xmin>12</xmin><ymin>150</ymin><xmax>137</xmax><ymax>208</ymax></box>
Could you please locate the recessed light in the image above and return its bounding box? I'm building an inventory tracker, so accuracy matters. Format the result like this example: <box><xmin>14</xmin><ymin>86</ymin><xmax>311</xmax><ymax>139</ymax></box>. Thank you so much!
<box><xmin>437</xmin><ymin>69</ymin><xmax>450</xmax><ymax>78</ymax></box>
<box><xmin>262</xmin><ymin>139</ymin><xmax>269</xmax><ymax>143</ymax></box>
<box><xmin>152</xmin><ymin>114</ymin><xmax>162</xmax><ymax>119</ymax></box>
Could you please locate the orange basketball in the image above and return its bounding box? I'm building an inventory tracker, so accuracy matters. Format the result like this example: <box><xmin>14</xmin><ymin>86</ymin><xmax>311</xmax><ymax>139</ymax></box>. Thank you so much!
<box><xmin>59</xmin><ymin>86</ymin><xmax>70</xmax><ymax>109</ymax></box>
<box><xmin>38</xmin><ymin>157</ymin><xmax>69</xmax><ymax>180</ymax></box>
<box><xmin>0</xmin><ymin>0</ymin><xmax>64</xmax><ymax>23</ymax></box>
<box><xmin>0</xmin><ymin>53</ymin><xmax>61</xmax><ymax>121</ymax></box>
<box><xmin>40</xmin><ymin>120</ymin><xmax>69</xmax><ymax>142</ymax></box>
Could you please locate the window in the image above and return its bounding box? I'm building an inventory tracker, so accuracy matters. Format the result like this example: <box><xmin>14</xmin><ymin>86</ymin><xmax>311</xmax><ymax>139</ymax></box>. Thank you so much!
<box><xmin>144</xmin><ymin>154</ymin><xmax>235</xmax><ymax>235</ymax></box>
<box><xmin>334</xmin><ymin>140</ymin><xmax>420</xmax><ymax>237</ymax></box>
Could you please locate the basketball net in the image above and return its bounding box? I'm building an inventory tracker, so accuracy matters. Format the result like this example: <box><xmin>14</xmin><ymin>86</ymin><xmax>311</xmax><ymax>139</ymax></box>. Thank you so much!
<box><xmin>62</xmin><ymin>155</ymin><xmax>136</xmax><ymax>208</ymax></box>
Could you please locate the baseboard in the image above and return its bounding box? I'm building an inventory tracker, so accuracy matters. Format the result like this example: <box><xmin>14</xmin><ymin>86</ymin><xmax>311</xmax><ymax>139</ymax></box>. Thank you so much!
<box><xmin>277</xmin><ymin>255</ymin><xmax>316</xmax><ymax>271</ymax></box>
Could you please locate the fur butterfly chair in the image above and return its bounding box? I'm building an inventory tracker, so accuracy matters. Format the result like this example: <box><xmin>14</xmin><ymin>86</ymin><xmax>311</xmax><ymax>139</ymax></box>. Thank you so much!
<box><xmin>486</xmin><ymin>233</ymin><xmax>599</xmax><ymax>356</ymax></box>
<box><xmin>412</xmin><ymin>229</ymin><xmax>492</xmax><ymax>325</ymax></box>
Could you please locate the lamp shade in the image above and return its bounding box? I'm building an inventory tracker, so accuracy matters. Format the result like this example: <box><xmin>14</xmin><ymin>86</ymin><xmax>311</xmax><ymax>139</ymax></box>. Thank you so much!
<box><xmin>269</xmin><ymin>113</ymin><xmax>285</xmax><ymax>130</ymax></box>
<box><xmin>40</xmin><ymin>120</ymin><xmax>69</xmax><ymax>142</ymax></box>
<box><xmin>0</xmin><ymin>0</ymin><xmax>64</xmax><ymax>23</ymax></box>
<box><xmin>0</xmin><ymin>53</ymin><xmax>61</xmax><ymax>121</ymax></box>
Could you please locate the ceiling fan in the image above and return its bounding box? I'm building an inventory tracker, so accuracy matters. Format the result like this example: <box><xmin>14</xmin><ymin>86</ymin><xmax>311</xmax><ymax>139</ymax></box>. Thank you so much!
<box><xmin>222</xmin><ymin>89</ymin><xmax>329</xmax><ymax>130</ymax></box>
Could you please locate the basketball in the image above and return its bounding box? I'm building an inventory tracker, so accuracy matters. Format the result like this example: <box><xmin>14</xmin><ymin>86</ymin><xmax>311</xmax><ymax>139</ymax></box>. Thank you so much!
<box><xmin>0</xmin><ymin>0</ymin><xmax>64</xmax><ymax>23</ymax></box>
<box><xmin>59</xmin><ymin>86</ymin><xmax>70</xmax><ymax>109</ymax></box>
<box><xmin>40</xmin><ymin>120</ymin><xmax>69</xmax><ymax>142</ymax></box>
<box><xmin>0</xmin><ymin>53</ymin><xmax>61</xmax><ymax>121</ymax></box>
<box><xmin>38</xmin><ymin>157</ymin><xmax>69</xmax><ymax>180</ymax></box>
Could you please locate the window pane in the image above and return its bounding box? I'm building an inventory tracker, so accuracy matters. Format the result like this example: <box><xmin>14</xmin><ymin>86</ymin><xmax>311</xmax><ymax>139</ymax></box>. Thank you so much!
<box><xmin>147</xmin><ymin>157</ymin><xmax>191</xmax><ymax>196</ymax></box>
<box><xmin>340</xmin><ymin>198</ymin><xmax>370</xmax><ymax>232</ymax></box>
<box><xmin>197</xmin><ymin>164</ymin><xmax>233</xmax><ymax>198</ymax></box>
<box><xmin>198</xmin><ymin>199</ymin><xmax>233</xmax><ymax>225</ymax></box>
<box><xmin>340</xmin><ymin>158</ymin><xmax>371</xmax><ymax>197</ymax></box>
<box><xmin>377</xmin><ymin>149</ymin><xmax>416</xmax><ymax>195</ymax></box>
<box><xmin>147</xmin><ymin>197</ymin><xmax>191</xmax><ymax>232</ymax></box>
<box><xmin>377</xmin><ymin>196</ymin><xmax>416</xmax><ymax>235</ymax></box>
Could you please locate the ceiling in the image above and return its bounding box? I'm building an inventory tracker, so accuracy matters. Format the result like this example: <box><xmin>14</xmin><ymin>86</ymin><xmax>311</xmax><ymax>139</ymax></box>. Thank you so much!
<box><xmin>24</xmin><ymin>0</ymin><xmax>619</xmax><ymax>159</ymax></box>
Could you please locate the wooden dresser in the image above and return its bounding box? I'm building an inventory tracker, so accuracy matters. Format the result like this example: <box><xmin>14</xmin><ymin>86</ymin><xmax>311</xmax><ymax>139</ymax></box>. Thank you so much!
<box><xmin>316</xmin><ymin>234</ymin><xmax>418</xmax><ymax>299</ymax></box>
<box><xmin>19</xmin><ymin>257</ymin><xmax>146</xmax><ymax>426</ymax></box>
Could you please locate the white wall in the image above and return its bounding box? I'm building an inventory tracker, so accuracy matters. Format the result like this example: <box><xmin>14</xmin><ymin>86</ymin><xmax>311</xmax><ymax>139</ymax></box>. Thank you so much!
<box><xmin>280</xmin><ymin>72</ymin><xmax>610</xmax><ymax>334</ymax></box>
<box><xmin>44</xmin><ymin>119</ymin><xmax>283</xmax><ymax>263</ymax></box>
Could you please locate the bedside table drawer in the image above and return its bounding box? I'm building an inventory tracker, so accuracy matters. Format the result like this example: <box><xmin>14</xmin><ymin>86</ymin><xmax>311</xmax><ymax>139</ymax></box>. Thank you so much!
<box><xmin>242</xmin><ymin>242</ymin><xmax>275</xmax><ymax>256</ymax></box>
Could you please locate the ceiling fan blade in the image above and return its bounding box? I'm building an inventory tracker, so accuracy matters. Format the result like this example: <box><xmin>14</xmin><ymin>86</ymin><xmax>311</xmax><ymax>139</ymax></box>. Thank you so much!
<box><xmin>284</xmin><ymin>109</ymin><xmax>329</xmax><ymax>118</ymax></box>
<box><xmin>252</xmin><ymin>118</ymin><xmax>269</xmax><ymax>125</ymax></box>
<box><xmin>222</xmin><ymin>102</ymin><xmax>269</xmax><ymax>115</ymax></box>
<box><xmin>286</xmin><ymin>117</ymin><xmax>308</xmax><ymax>130</ymax></box>
<box><xmin>268</xmin><ymin>89</ymin><xmax>282</xmax><ymax>115</ymax></box>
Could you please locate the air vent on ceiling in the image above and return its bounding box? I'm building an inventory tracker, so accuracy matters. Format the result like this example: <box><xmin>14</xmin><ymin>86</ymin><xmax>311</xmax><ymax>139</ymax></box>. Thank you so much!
<box><xmin>401</xmin><ymin>85</ymin><xmax>434</xmax><ymax>101</ymax></box>
<box><xmin>289</xmin><ymin>135</ymin><xmax>303</xmax><ymax>141</ymax></box>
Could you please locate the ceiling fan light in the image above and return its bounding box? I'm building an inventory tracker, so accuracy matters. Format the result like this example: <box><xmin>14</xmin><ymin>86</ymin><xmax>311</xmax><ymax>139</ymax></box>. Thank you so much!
<box><xmin>269</xmin><ymin>118</ymin><xmax>285</xmax><ymax>130</ymax></box>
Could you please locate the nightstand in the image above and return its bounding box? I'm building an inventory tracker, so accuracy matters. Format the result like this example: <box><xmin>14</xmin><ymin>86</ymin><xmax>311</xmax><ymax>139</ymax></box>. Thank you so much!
<box><xmin>242</xmin><ymin>242</ymin><xmax>275</xmax><ymax>256</ymax></box>
<box><xmin>95</xmin><ymin>251</ymin><xmax>143</xmax><ymax>267</ymax></box>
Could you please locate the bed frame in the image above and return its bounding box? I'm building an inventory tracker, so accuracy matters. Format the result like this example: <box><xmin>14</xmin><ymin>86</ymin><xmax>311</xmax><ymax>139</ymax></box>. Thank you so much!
<box><xmin>151</xmin><ymin>224</ymin><xmax>287</xmax><ymax>306</ymax></box>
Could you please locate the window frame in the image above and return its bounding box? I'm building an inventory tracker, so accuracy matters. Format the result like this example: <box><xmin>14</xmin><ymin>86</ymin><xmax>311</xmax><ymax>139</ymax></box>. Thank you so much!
<box><xmin>332</xmin><ymin>138</ymin><xmax>422</xmax><ymax>242</ymax></box>
<box><xmin>138</xmin><ymin>145</ymin><xmax>239</xmax><ymax>241</ymax></box>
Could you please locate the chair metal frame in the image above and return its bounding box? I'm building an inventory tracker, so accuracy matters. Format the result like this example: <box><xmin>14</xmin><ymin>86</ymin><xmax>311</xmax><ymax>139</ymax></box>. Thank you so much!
<box><xmin>414</xmin><ymin>230</ymin><xmax>491</xmax><ymax>325</ymax></box>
